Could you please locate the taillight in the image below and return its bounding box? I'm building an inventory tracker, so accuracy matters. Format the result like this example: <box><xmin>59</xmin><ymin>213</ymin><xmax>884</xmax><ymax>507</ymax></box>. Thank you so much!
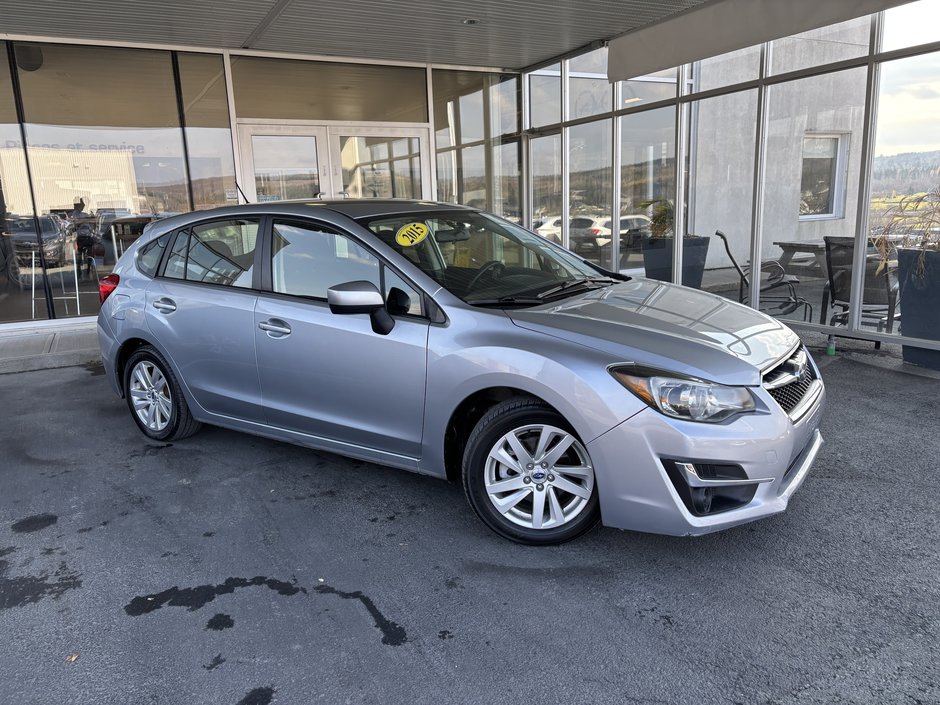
<box><xmin>590</xmin><ymin>228</ymin><xmax>602</xmax><ymax>235</ymax></box>
<box><xmin>99</xmin><ymin>274</ymin><xmax>120</xmax><ymax>303</ymax></box>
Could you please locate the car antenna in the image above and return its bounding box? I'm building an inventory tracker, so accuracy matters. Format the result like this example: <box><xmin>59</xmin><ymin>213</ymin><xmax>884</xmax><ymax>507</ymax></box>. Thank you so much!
<box><xmin>235</xmin><ymin>181</ymin><xmax>251</xmax><ymax>204</ymax></box>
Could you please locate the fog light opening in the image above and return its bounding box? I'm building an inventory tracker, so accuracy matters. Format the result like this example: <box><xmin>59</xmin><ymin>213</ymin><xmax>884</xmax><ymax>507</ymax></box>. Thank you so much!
<box><xmin>690</xmin><ymin>487</ymin><xmax>713</xmax><ymax>514</ymax></box>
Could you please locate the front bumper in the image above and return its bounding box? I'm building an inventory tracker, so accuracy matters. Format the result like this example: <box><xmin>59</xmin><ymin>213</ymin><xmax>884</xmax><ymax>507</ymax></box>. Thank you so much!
<box><xmin>588</xmin><ymin>381</ymin><xmax>826</xmax><ymax>536</ymax></box>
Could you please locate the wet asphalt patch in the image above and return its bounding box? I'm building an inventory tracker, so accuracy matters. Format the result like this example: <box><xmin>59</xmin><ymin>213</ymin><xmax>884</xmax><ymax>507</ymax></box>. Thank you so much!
<box><xmin>11</xmin><ymin>513</ymin><xmax>58</xmax><ymax>533</ymax></box>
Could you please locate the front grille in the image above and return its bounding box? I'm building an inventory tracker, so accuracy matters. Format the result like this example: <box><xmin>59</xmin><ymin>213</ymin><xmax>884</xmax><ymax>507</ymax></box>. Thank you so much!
<box><xmin>763</xmin><ymin>347</ymin><xmax>817</xmax><ymax>415</ymax></box>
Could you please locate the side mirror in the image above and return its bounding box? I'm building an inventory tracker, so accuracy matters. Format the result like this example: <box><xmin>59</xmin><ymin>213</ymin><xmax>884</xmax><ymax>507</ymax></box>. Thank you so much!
<box><xmin>327</xmin><ymin>280</ymin><xmax>395</xmax><ymax>335</ymax></box>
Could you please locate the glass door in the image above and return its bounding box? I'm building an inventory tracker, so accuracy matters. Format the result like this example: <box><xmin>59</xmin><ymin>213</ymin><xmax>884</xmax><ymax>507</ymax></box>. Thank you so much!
<box><xmin>237</xmin><ymin>125</ymin><xmax>330</xmax><ymax>203</ymax></box>
<box><xmin>238</xmin><ymin>124</ymin><xmax>432</xmax><ymax>203</ymax></box>
<box><xmin>328</xmin><ymin>127</ymin><xmax>431</xmax><ymax>200</ymax></box>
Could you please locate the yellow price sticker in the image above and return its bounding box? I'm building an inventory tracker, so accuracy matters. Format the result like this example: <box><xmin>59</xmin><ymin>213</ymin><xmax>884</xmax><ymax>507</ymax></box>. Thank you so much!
<box><xmin>395</xmin><ymin>222</ymin><xmax>429</xmax><ymax>247</ymax></box>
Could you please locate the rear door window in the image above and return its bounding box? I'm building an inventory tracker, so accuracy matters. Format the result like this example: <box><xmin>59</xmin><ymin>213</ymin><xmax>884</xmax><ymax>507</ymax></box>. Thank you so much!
<box><xmin>163</xmin><ymin>219</ymin><xmax>259</xmax><ymax>288</ymax></box>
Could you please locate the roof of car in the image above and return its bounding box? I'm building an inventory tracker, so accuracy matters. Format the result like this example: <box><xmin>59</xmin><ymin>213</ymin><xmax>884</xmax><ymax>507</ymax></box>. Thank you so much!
<box><xmin>134</xmin><ymin>199</ymin><xmax>485</xmax><ymax>240</ymax></box>
<box><xmin>272</xmin><ymin>198</ymin><xmax>479</xmax><ymax>220</ymax></box>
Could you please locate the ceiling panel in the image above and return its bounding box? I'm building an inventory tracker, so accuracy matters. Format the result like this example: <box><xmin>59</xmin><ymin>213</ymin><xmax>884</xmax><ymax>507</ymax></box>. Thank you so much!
<box><xmin>253</xmin><ymin>0</ymin><xmax>708</xmax><ymax>68</ymax></box>
<box><xmin>0</xmin><ymin>0</ymin><xmax>279</xmax><ymax>49</ymax></box>
<box><xmin>0</xmin><ymin>0</ymin><xmax>713</xmax><ymax>70</ymax></box>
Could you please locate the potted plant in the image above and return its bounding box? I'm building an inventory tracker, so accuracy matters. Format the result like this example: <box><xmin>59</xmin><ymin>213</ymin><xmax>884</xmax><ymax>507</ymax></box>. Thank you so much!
<box><xmin>876</xmin><ymin>186</ymin><xmax>940</xmax><ymax>369</ymax></box>
<box><xmin>639</xmin><ymin>199</ymin><xmax>711</xmax><ymax>289</ymax></box>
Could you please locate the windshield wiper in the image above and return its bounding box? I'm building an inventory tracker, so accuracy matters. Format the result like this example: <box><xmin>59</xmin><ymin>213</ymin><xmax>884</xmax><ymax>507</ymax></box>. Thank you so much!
<box><xmin>536</xmin><ymin>276</ymin><xmax>618</xmax><ymax>300</ymax></box>
<box><xmin>469</xmin><ymin>295</ymin><xmax>544</xmax><ymax>307</ymax></box>
<box><xmin>468</xmin><ymin>295</ymin><xmax>545</xmax><ymax>307</ymax></box>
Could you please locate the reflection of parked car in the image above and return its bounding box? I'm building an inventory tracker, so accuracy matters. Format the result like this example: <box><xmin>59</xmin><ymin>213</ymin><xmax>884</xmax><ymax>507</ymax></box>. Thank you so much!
<box><xmin>99</xmin><ymin>200</ymin><xmax>825</xmax><ymax>545</ymax></box>
<box><xmin>532</xmin><ymin>215</ymin><xmax>562</xmax><ymax>243</ymax></box>
<box><xmin>533</xmin><ymin>215</ymin><xmax>652</xmax><ymax>260</ymax></box>
<box><xmin>9</xmin><ymin>216</ymin><xmax>76</xmax><ymax>267</ymax></box>
<box><xmin>569</xmin><ymin>215</ymin><xmax>652</xmax><ymax>262</ymax></box>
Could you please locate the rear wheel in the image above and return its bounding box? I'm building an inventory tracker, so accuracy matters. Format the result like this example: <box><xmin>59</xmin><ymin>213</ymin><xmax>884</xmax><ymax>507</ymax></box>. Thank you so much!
<box><xmin>462</xmin><ymin>398</ymin><xmax>599</xmax><ymax>545</ymax></box>
<box><xmin>123</xmin><ymin>346</ymin><xmax>201</xmax><ymax>441</ymax></box>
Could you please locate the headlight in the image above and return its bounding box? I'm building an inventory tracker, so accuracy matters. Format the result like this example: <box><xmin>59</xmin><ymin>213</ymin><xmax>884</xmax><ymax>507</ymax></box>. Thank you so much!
<box><xmin>610</xmin><ymin>366</ymin><xmax>755</xmax><ymax>423</ymax></box>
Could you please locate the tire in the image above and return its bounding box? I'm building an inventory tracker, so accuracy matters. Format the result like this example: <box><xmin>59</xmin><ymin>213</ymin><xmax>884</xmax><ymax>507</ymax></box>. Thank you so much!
<box><xmin>123</xmin><ymin>345</ymin><xmax>202</xmax><ymax>441</ymax></box>
<box><xmin>462</xmin><ymin>398</ymin><xmax>600</xmax><ymax>545</ymax></box>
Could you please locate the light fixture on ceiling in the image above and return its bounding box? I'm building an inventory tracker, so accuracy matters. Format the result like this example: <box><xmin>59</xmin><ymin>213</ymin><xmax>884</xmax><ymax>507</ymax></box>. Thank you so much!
<box><xmin>461</xmin><ymin>18</ymin><xmax>482</xmax><ymax>25</ymax></box>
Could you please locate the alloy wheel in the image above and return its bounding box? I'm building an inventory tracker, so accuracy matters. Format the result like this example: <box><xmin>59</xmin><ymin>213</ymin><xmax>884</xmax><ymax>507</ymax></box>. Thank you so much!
<box><xmin>129</xmin><ymin>360</ymin><xmax>172</xmax><ymax>432</ymax></box>
<box><xmin>483</xmin><ymin>424</ymin><xmax>595</xmax><ymax>530</ymax></box>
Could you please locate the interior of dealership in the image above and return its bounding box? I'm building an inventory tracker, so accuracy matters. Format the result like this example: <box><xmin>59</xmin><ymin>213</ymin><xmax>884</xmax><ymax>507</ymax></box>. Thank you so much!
<box><xmin>1</xmin><ymin>0</ymin><xmax>939</xmax><ymax>362</ymax></box>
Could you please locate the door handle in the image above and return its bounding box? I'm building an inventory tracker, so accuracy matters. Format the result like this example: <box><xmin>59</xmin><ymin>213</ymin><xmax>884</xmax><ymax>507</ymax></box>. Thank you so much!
<box><xmin>258</xmin><ymin>319</ymin><xmax>292</xmax><ymax>337</ymax></box>
<box><xmin>152</xmin><ymin>298</ymin><xmax>177</xmax><ymax>313</ymax></box>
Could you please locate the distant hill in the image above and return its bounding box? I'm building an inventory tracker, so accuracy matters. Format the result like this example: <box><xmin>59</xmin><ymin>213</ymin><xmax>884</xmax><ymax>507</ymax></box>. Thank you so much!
<box><xmin>871</xmin><ymin>150</ymin><xmax>940</xmax><ymax>197</ymax></box>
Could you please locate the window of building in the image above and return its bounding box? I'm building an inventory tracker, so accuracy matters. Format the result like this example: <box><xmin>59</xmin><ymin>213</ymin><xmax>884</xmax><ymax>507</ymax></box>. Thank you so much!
<box><xmin>529</xmin><ymin>64</ymin><xmax>561</xmax><ymax>128</ymax></box>
<box><xmin>432</xmin><ymin>69</ymin><xmax>521</xmax><ymax>219</ymax></box>
<box><xmin>164</xmin><ymin>219</ymin><xmax>258</xmax><ymax>287</ymax></box>
<box><xmin>799</xmin><ymin>134</ymin><xmax>847</xmax><ymax>218</ymax></box>
<box><xmin>177</xmin><ymin>53</ymin><xmax>238</xmax><ymax>210</ymax></box>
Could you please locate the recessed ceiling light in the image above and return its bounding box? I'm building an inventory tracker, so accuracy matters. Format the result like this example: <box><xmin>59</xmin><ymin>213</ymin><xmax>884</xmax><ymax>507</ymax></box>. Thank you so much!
<box><xmin>461</xmin><ymin>18</ymin><xmax>482</xmax><ymax>25</ymax></box>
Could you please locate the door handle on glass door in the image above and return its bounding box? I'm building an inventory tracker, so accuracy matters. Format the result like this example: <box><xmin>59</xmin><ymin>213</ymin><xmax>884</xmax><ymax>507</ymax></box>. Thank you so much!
<box><xmin>152</xmin><ymin>298</ymin><xmax>177</xmax><ymax>313</ymax></box>
<box><xmin>258</xmin><ymin>319</ymin><xmax>292</xmax><ymax>337</ymax></box>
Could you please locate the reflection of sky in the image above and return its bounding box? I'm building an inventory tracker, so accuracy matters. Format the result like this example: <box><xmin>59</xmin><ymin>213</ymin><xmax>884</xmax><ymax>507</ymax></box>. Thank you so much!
<box><xmin>251</xmin><ymin>135</ymin><xmax>319</xmax><ymax>171</ymax></box>
<box><xmin>875</xmin><ymin>51</ymin><xmax>940</xmax><ymax>156</ymax></box>
<box><xmin>882</xmin><ymin>0</ymin><xmax>940</xmax><ymax>52</ymax></box>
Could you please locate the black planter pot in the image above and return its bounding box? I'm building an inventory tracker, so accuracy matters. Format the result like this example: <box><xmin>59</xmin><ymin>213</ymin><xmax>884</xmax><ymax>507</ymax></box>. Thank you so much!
<box><xmin>897</xmin><ymin>247</ymin><xmax>940</xmax><ymax>370</ymax></box>
<box><xmin>641</xmin><ymin>236</ymin><xmax>710</xmax><ymax>289</ymax></box>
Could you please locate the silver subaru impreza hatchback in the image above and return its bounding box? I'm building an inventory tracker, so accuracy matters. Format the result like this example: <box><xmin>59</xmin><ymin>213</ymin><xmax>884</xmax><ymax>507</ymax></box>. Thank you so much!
<box><xmin>97</xmin><ymin>200</ymin><xmax>825</xmax><ymax>544</ymax></box>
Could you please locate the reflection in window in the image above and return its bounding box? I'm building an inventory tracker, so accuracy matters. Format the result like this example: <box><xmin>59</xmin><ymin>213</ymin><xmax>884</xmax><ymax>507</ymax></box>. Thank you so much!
<box><xmin>770</xmin><ymin>16</ymin><xmax>871</xmax><ymax>75</ymax></box>
<box><xmin>865</xmin><ymin>51</ymin><xmax>940</xmax><ymax>342</ymax></box>
<box><xmin>531</xmin><ymin>134</ymin><xmax>562</xmax><ymax>244</ymax></box>
<box><xmin>251</xmin><ymin>135</ymin><xmax>321</xmax><ymax>202</ymax></box>
<box><xmin>882</xmin><ymin>0</ymin><xmax>940</xmax><ymax>52</ymax></box>
<box><xmin>529</xmin><ymin>64</ymin><xmax>561</xmax><ymax>128</ymax></box>
<box><xmin>693</xmin><ymin>46</ymin><xmax>761</xmax><ymax>92</ymax></box>
<box><xmin>271</xmin><ymin>220</ymin><xmax>379</xmax><ymax>299</ymax></box>
<box><xmin>432</xmin><ymin>69</ymin><xmax>521</xmax><ymax>217</ymax></box>
<box><xmin>177</xmin><ymin>53</ymin><xmax>238</xmax><ymax>210</ymax></box>
<box><xmin>340</xmin><ymin>136</ymin><xmax>421</xmax><ymax>199</ymax></box>
<box><xmin>568</xmin><ymin>119</ymin><xmax>613</xmax><ymax>269</ymax></box>
<box><xmin>618</xmin><ymin>68</ymin><xmax>678</xmax><ymax>108</ymax></box>
<box><xmin>620</xmin><ymin>107</ymin><xmax>676</xmax><ymax>276</ymax></box>
<box><xmin>689</xmin><ymin>90</ymin><xmax>758</xmax><ymax>300</ymax></box>
<box><xmin>16</xmin><ymin>43</ymin><xmax>189</xmax><ymax>218</ymax></box>
<box><xmin>569</xmin><ymin>49</ymin><xmax>610</xmax><ymax>120</ymax></box>
<box><xmin>763</xmin><ymin>68</ymin><xmax>865</xmax><ymax>325</ymax></box>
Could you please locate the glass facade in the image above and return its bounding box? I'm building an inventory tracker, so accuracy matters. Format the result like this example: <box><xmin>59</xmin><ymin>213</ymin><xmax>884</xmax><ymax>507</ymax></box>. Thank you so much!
<box><xmin>177</xmin><ymin>53</ymin><xmax>238</xmax><ymax>210</ymax></box>
<box><xmin>1</xmin><ymin>4</ymin><xmax>939</xmax><ymax>352</ymax></box>
<box><xmin>432</xmin><ymin>69</ymin><xmax>521</xmax><ymax>219</ymax></box>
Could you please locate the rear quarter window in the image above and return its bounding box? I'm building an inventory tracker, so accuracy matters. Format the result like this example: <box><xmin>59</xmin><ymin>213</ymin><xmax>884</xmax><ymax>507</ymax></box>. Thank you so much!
<box><xmin>137</xmin><ymin>234</ymin><xmax>170</xmax><ymax>277</ymax></box>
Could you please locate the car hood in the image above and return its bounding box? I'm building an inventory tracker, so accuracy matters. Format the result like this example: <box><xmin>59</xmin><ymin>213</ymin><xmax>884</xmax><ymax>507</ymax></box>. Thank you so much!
<box><xmin>507</xmin><ymin>278</ymin><xmax>800</xmax><ymax>386</ymax></box>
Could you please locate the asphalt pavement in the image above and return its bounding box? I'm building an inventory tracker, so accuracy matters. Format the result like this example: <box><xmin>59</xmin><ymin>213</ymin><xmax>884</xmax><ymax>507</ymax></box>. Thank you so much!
<box><xmin>0</xmin><ymin>348</ymin><xmax>938</xmax><ymax>705</ymax></box>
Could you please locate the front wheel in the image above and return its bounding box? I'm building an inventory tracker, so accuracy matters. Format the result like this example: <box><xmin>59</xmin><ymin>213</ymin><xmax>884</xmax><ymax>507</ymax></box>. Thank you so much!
<box><xmin>123</xmin><ymin>346</ymin><xmax>202</xmax><ymax>441</ymax></box>
<box><xmin>462</xmin><ymin>398</ymin><xmax>600</xmax><ymax>545</ymax></box>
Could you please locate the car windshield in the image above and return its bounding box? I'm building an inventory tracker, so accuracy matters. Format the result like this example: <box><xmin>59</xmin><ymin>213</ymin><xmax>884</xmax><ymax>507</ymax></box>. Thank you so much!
<box><xmin>8</xmin><ymin>217</ymin><xmax>58</xmax><ymax>235</ymax></box>
<box><xmin>360</xmin><ymin>211</ymin><xmax>620</xmax><ymax>306</ymax></box>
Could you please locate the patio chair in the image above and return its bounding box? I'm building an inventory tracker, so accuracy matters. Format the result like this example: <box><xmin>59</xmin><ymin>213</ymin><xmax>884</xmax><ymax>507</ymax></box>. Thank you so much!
<box><xmin>713</xmin><ymin>230</ymin><xmax>813</xmax><ymax>321</ymax></box>
<box><xmin>820</xmin><ymin>236</ymin><xmax>899</xmax><ymax>349</ymax></box>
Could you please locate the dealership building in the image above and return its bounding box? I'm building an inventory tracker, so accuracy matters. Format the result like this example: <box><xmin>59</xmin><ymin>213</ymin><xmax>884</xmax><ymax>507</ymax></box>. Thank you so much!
<box><xmin>0</xmin><ymin>0</ymin><xmax>938</xmax><ymax>360</ymax></box>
